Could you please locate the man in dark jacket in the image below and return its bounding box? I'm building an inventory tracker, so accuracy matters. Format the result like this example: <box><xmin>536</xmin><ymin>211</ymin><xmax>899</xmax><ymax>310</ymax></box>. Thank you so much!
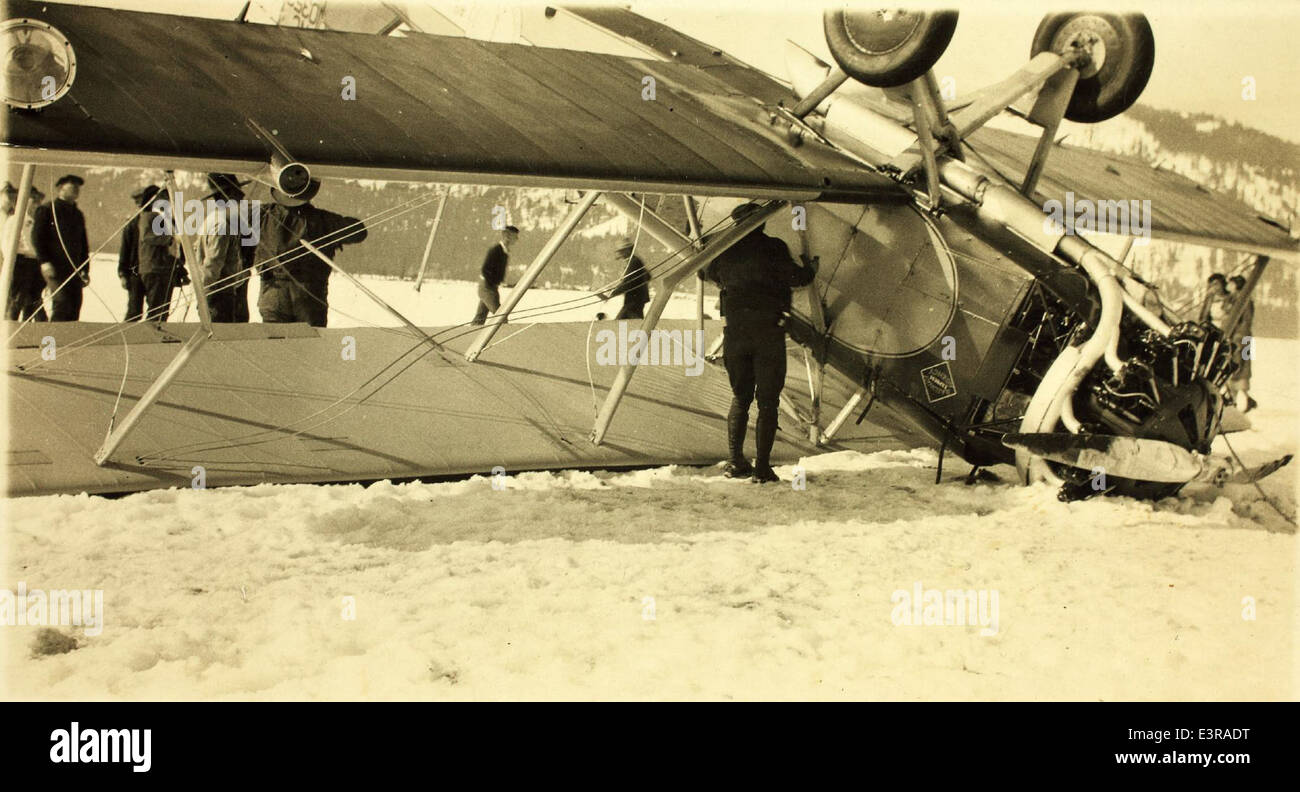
<box><xmin>138</xmin><ymin>187</ymin><xmax>187</xmax><ymax>322</ymax></box>
<box><xmin>3</xmin><ymin>182</ymin><xmax>46</xmax><ymax>322</ymax></box>
<box><xmin>32</xmin><ymin>174</ymin><xmax>89</xmax><ymax>321</ymax></box>
<box><xmin>470</xmin><ymin>225</ymin><xmax>518</xmax><ymax>325</ymax></box>
<box><xmin>600</xmin><ymin>236</ymin><xmax>651</xmax><ymax>320</ymax></box>
<box><xmin>700</xmin><ymin>202</ymin><xmax>816</xmax><ymax>483</ymax></box>
<box><xmin>118</xmin><ymin>185</ymin><xmax>156</xmax><ymax>322</ymax></box>
<box><xmin>256</xmin><ymin>179</ymin><xmax>367</xmax><ymax>327</ymax></box>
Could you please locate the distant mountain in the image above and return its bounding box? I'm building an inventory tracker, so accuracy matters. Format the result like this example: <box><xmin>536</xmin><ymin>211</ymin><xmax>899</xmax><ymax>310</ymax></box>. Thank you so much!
<box><xmin>1059</xmin><ymin>104</ymin><xmax>1297</xmax><ymax>337</ymax></box>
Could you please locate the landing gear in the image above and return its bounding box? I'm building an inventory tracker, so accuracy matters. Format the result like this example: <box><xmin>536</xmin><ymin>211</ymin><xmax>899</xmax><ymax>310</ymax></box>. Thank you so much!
<box><xmin>1030</xmin><ymin>13</ymin><xmax>1154</xmax><ymax>123</ymax></box>
<box><xmin>822</xmin><ymin>9</ymin><xmax>958</xmax><ymax>88</ymax></box>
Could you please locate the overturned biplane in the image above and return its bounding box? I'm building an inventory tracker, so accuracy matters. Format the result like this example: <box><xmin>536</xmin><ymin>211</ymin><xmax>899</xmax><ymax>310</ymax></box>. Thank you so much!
<box><xmin>2</xmin><ymin>3</ymin><xmax>1295</xmax><ymax>499</ymax></box>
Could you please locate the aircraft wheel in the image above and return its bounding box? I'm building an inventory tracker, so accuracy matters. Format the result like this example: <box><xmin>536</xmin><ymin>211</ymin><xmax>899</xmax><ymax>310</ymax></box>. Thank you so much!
<box><xmin>1031</xmin><ymin>13</ymin><xmax>1154</xmax><ymax>123</ymax></box>
<box><xmin>822</xmin><ymin>9</ymin><xmax>958</xmax><ymax>88</ymax></box>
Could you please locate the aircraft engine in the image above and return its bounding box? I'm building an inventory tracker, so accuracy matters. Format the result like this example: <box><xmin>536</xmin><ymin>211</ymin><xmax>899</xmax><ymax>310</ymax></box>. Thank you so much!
<box><xmin>822</xmin><ymin>8</ymin><xmax>957</xmax><ymax>88</ymax></box>
<box><xmin>1030</xmin><ymin>12</ymin><xmax>1154</xmax><ymax>122</ymax></box>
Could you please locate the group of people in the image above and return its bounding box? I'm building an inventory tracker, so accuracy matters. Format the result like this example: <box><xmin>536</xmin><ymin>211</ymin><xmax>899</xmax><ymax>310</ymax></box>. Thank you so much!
<box><xmin>3</xmin><ymin>172</ymin><xmax>368</xmax><ymax>328</ymax></box>
<box><xmin>1199</xmin><ymin>272</ymin><xmax>1257</xmax><ymax>412</ymax></box>
<box><xmin>468</xmin><ymin>202</ymin><xmax>810</xmax><ymax>483</ymax></box>
<box><xmin>11</xmin><ymin>178</ymin><xmax>807</xmax><ymax>483</ymax></box>
<box><xmin>2</xmin><ymin>174</ymin><xmax>86</xmax><ymax>322</ymax></box>
<box><xmin>467</xmin><ymin>226</ymin><xmax>652</xmax><ymax>325</ymax></box>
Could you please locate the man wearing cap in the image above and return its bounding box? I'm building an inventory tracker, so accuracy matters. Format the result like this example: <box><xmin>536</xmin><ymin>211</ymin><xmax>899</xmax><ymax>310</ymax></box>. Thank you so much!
<box><xmin>256</xmin><ymin>179</ymin><xmax>367</xmax><ymax>327</ymax></box>
<box><xmin>138</xmin><ymin>187</ymin><xmax>188</xmax><ymax>322</ymax></box>
<box><xmin>197</xmin><ymin>173</ymin><xmax>250</xmax><ymax>322</ymax></box>
<box><xmin>31</xmin><ymin>174</ymin><xmax>89</xmax><ymax>321</ymax></box>
<box><xmin>3</xmin><ymin>182</ymin><xmax>47</xmax><ymax>321</ymax></box>
<box><xmin>700</xmin><ymin>201</ymin><xmax>816</xmax><ymax>483</ymax></box>
<box><xmin>599</xmin><ymin>236</ymin><xmax>651</xmax><ymax>321</ymax></box>
<box><xmin>118</xmin><ymin>185</ymin><xmax>156</xmax><ymax>321</ymax></box>
<box><xmin>470</xmin><ymin>225</ymin><xmax>518</xmax><ymax>325</ymax></box>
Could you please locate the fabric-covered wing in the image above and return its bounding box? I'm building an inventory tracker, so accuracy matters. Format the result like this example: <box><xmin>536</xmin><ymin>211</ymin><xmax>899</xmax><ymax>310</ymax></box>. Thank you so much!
<box><xmin>564</xmin><ymin>6</ymin><xmax>1296</xmax><ymax>258</ymax></box>
<box><xmin>1</xmin><ymin>0</ymin><xmax>903</xmax><ymax>202</ymax></box>
<box><xmin>5</xmin><ymin>321</ymin><xmax>914</xmax><ymax>497</ymax></box>
<box><xmin>968</xmin><ymin>127</ymin><xmax>1297</xmax><ymax>258</ymax></box>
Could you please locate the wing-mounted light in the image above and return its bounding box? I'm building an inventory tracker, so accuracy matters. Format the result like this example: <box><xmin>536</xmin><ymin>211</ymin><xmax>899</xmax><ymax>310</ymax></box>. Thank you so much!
<box><xmin>270</xmin><ymin>152</ymin><xmax>312</xmax><ymax>198</ymax></box>
<box><xmin>245</xmin><ymin>118</ymin><xmax>313</xmax><ymax>198</ymax></box>
<box><xmin>1</xmin><ymin>18</ymin><xmax>77</xmax><ymax>110</ymax></box>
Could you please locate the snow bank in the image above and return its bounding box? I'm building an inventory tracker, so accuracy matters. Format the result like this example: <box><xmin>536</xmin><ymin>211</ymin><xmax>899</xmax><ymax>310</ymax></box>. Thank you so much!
<box><xmin>3</xmin><ymin>442</ymin><xmax>1293</xmax><ymax>700</ymax></box>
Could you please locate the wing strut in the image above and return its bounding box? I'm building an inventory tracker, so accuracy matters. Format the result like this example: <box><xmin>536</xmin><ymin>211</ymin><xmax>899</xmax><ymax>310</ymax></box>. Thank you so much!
<box><xmin>465</xmin><ymin>190</ymin><xmax>601</xmax><ymax>362</ymax></box>
<box><xmin>818</xmin><ymin>386</ymin><xmax>869</xmax><ymax>445</ymax></box>
<box><xmin>683</xmin><ymin>196</ymin><xmax>706</xmax><ymax>337</ymax></box>
<box><xmin>94</xmin><ymin>171</ymin><xmax>214</xmax><ymax>465</ymax></box>
<box><xmin>590</xmin><ymin>200</ymin><xmax>788</xmax><ymax>445</ymax></box>
<box><xmin>413</xmin><ymin>190</ymin><xmax>448</xmax><ymax>292</ymax></box>
<box><xmin>300</xmin><ymin>239</ymin><xmax>446</xmax><ymax>357</ymax></box>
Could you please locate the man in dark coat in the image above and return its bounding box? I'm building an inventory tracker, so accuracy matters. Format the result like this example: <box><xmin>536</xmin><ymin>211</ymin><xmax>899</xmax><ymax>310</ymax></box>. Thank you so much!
<box><xmin>3</xmin><ymin>182</ymin><xmax>46</xmax><ymax>322</ymax></box>
<box><xmin>256</xmin><ymin>179</ymin><xmax>367</xmax><ymax>327</ymax></box>
<box><xmin>700</xmin><ymin>202</ymin><xmax>816</xmax><ymax>483</ymax></box>
<box><xmin>138</xmin><ymin>187</ymin><xmax>187</xmax><ymax>322</ymax></box>
<box><xmin>118</xmin><ymin>185</ymin><xmax>156</xmax><ymax>322</ymax></box>
<box><xmin>32</xmin><ymin>174</ymin><xmax>89</xmax><ymax>321</ymax></box>
<box><xmin>470</xmin><ymin>225</ymin><xmax>518</xmax><ymax>325</ymax></box>
<box><xmin>600</xmin><ymin>236</ymin><xmax>651</xmax><ymax>320</ymax></box>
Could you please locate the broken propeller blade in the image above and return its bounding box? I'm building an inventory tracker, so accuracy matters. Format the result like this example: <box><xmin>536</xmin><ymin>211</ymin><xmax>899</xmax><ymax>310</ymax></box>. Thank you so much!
<box><xmin>1001</xmin><ymin>432</ymin><xmax>1203</xmax><ymax>483</ymax></box>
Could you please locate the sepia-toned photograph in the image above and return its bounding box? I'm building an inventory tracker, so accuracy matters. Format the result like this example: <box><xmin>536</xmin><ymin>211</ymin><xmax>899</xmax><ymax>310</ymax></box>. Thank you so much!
<box><xmin>1</xmin><ymin>0</ymin><xmax>1296</xmax><ymax>716</ymax></box>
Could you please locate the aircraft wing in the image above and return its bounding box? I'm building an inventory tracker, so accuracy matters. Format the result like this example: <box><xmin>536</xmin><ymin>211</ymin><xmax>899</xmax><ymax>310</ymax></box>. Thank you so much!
<box><xmin>2</xmin><ymin>0</ymin><xmax>904</xmax><ymax>202</ymax></box>
<box><xmin>5</xmin><ymin>321</ymin><xmax>916</xmax><ymax>497</ymax></box>
<box><xmin>968</xmin><ymin>127</ymin><xmax>1298</xmax><ymax>259</ymax></box>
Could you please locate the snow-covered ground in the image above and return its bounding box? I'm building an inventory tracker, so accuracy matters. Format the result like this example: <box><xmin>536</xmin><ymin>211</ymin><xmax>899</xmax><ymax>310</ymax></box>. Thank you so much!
<box><xmin>2</xmin><ymin>259</ymin><xmax>1296</xmax><ymax>700</ymax></box>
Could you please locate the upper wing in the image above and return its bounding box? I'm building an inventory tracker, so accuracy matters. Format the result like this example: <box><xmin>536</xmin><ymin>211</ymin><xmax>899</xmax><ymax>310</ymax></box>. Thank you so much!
<box><xmin>967</xmin><ymin>127</ymin><xmax>1298</xmax><ymax>259</ymax></box>
<box><xmin>2</xmin><ymin>0</ymin><xmax>903</xmax><ymax>202</ymax></box>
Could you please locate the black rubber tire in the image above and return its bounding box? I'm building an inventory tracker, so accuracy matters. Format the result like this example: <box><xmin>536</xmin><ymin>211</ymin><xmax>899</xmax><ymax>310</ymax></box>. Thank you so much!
<box><xmin>823</xmin><ymin>9</ymin><xmax>958</xmax><ymax>88</ymax></box>
<box><xmin>1031</xmin><ymin>13</ymin><xmax>1154</xmax><ymax>123</ymax></box>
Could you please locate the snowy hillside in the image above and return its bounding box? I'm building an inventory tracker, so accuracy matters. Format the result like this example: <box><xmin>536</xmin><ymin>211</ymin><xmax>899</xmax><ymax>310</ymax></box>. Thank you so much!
<box><xmin>1056</xmin><ymin>106</ymin><xmax>1298</xmax><ymax>336</ymax></box>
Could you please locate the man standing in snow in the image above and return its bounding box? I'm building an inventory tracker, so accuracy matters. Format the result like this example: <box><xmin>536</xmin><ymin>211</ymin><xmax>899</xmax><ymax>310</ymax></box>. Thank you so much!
<box><xmin>1226</xmin><ymin>274</ymin><xmax>1256</xmax><ymax>412</ymax></box>
<box><xmin>31</xmin><ymin>174</ymin><xmax>89</xmax><ymax>321</ymax></box>
<box><xmin>598</xmin><ymin>236</ymin><xmax>650</xmax><ymax>321</ymax></box>
<box><xmin>197</xmin><ymin>173</ymin><xmax>250</xmax><ymax>323</ymax></box>
<box><xmin>118</xmin><ymin>185</ymin><xmax>155</xmax><ymax>322</ymax></box>
<box><xmin>256</xmin><ymin>179</ymin><xmax>367</xmax><ymax>327</ymax></box>
<box><xmin>470</xmin><ymin>225</ymin><xmax>518</xmax><ymax>325</ymax></box>
<box><xmin>3</xmin><ymin>182</ymin><xmax>46</xmax><ymax>321</ymax></box>
<box><xmin>700</xmin><ymin>202</ymin><xmax>816</xmax><ymax>484</ymax></box>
